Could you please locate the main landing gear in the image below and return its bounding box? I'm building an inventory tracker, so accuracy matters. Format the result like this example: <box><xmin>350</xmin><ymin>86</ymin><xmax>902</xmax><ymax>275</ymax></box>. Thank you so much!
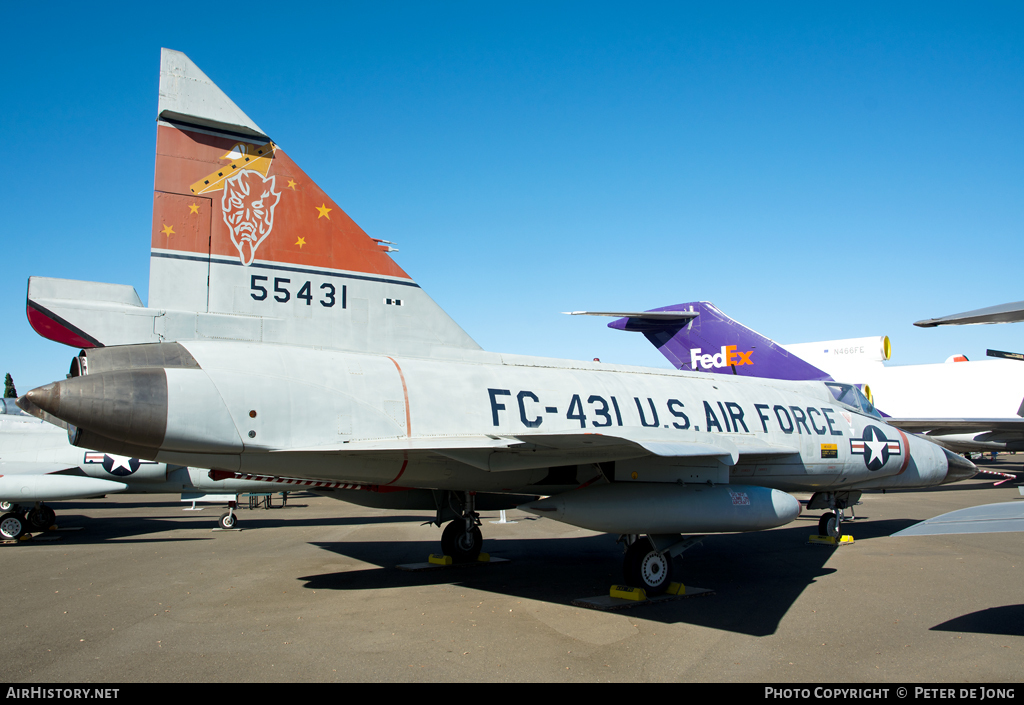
<box><xmin>0</xmin><ymin>502</ymin><xmax>57</xmax><ymax>541</ymax></box>
<box><xmin>435</xmin><ymin>491</ymin><xmax>484</xmax><ymax>563</ymax></box>
<box><xmin>0</xmin><ymin>512</ymin><xmax>26</xmax><ymax>541</ymax></box>
<box><xmin>218</xmin><ymin>501</ymin><xmax>239</xmax><ymax>530</ymax></box>
<box><xmin>623</xmin><ymin>537</ymin><xmax>672</xmax><ymax>595</ymax></box>
<box><xmin>618</xmin><ymin>534</ymin><xmax>704</xmax><ymax>595</ymax></box>
<box><xmin>26</xmin><ymin>504</ymin><xmax>56</xmax><ymax>531</ymax></box>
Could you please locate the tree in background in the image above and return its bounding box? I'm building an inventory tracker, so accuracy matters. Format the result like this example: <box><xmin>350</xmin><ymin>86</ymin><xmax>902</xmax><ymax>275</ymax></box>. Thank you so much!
<box><xmin>4</xmin><ymin>374</ymin><xmax>16</xmax><ymax>398</ymax></box>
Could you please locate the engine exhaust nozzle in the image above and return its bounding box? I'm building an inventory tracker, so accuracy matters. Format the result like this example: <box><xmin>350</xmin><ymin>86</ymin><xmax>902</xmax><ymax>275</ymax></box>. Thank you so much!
<box><xmin>22</xmin><ymin>370</ymin><xmax>168</xmax><ymax>449</ymax></box>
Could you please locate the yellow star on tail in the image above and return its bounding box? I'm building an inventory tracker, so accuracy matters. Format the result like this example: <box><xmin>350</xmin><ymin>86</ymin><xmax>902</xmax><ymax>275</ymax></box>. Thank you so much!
<box><xmin>287</xmin><ymin>179</ymin><xmax>297</xmax><ymax>190</ymax></box>
<box><xmin>316</xmin><ymin>204</ymin><xmax>332</xmax><ymax>219</ymax></box>
<box><xmin>295</xmin><ymin>237</ymin><xmax>306</xmax><ymax>249</ymax></box>
<box><xmin>161</xmin><ymin>224</ymin><xmax>175</xmax><ymax>237</ymax></box>
<box><xmin>188</xmin><ymin>203</ymin><xmax>200</xmax><ymax>214</ymax></box>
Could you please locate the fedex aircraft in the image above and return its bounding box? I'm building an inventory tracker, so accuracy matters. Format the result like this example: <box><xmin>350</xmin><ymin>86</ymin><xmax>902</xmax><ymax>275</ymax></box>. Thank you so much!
<box><xmin>581</xmin><ymin>301</ymin><xmax>1024</xmax><ymax>454</ymax></box>
<box><xmin>18</xmin><ymin>50</ymin><xmax>976</xmax><ymax>595</ymax></box>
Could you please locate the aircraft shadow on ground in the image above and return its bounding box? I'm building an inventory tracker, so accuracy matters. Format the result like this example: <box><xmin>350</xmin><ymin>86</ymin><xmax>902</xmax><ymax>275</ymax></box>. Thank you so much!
<box><xmin>931</xmin><ymin>605</ymin><xmax>1024</xmax><ymax>636</ymax></box>
<box><xmin>302</xmin><ymin>518</ymin><xmax>917</xmax><ymax>637</ymax></box>
<box><xmin>23</xmin><ymin>511</ymin><xmax>429</xmax><ymax>544</ymax></box>
<box><xmin>43</xmin><ymin>496</ymin><xmax>316</xmax><ymax>512</ymax></box>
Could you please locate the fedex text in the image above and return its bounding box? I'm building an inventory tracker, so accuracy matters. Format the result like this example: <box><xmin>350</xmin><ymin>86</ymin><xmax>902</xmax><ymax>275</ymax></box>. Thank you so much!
<box><xmin>689</xmin><ymin>345</ymin><xmax>753</xmax><ymax>371</ymax></box>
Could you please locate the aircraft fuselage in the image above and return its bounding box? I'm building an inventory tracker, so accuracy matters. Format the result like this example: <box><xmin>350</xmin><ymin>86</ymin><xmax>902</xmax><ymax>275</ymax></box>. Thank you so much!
<box><xmin>26</xmin><ymin>341</ymin><xmax>964</xmax><ymax>498</ymax></box>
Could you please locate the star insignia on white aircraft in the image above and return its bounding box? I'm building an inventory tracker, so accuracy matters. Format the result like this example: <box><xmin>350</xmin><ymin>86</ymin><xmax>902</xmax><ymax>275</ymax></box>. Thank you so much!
<box><xmin>104</xmin><ymin>454</ymin><xmax>137</xmax><ymax>475</ymax></box>
<box><xmin>850</xmin><ymin>425</ymin><xmax>901</xmax><ymax>471</ymax></box>
<box><xmin>83</xmin><ymin>453</ymin><xmax>157</xmax><ymax>477</ymax></box>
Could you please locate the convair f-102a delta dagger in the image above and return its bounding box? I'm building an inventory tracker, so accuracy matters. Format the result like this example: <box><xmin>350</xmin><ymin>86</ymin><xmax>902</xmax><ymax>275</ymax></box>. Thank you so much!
<box><xmin>18</xmin><ymin>50</ymin><xmax>976</xmax><ymax>595</ymax></box>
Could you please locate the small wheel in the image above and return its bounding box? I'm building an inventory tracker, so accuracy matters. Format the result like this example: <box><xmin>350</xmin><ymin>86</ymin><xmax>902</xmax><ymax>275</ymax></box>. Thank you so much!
<box><xmin>26</xmin><ymin>506</ymin><xmax>56</xmax><ymax>531</ymax></box>
<box><xmin>623</xmin><ymin>537</ymin><xmax>672</xmax><ymax>596</ymax></box>
<box><xmin>819</xmin><ymin>512</ymin><xmax>839</xmax><ymax>538</ymax></box>
<box><xmin>440</xmin><ymin>520</ymin><xmax>482</xmax><ymax>563</ymax></box>
<box><xmin>0</xmin><ymin>501</ymin><xmax>13</xmax><ymax>513</ymax></box>
<box><xmin>218</xmin><ymin>512</ymin><xmax>238</xmax><ymax>530</ymax></box>
<box><xmin>0</xmin><ymin>513</ymin><xmax>27</xmax><ymax>541</ymax></box>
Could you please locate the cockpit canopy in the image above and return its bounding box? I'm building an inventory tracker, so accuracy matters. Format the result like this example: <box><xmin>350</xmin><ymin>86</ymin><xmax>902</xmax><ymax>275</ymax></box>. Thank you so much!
<box><xmin>0</xmin><ymin>399</ymin><xmax>29</xmax><ymax>416</ymax></box>
<box><xmin>825</xmin><ymin>382</ymin><xmax>881</xmax><ymax>419</ymax></box>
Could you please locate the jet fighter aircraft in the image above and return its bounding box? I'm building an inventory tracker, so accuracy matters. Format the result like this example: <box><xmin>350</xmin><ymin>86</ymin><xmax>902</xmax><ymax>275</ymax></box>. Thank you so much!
<box><xmin>19</xmin><ymin>50</ymin><xmax>976</xmax><ymax>594</ymax></box>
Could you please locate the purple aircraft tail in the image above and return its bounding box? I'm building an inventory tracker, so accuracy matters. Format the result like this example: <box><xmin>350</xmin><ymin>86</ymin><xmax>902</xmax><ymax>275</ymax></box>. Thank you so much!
<box><xmin>608</xmin><ymin>302</ymin><xmax>833</xmax><ymax>382</ymax></box>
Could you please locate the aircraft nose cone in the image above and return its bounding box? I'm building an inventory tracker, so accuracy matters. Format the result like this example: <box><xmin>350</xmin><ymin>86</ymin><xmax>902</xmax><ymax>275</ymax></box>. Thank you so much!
<box><xmin>941</xmin><ymin>448</ymin><xmax>977</xmax><ymax>484</ymax></box>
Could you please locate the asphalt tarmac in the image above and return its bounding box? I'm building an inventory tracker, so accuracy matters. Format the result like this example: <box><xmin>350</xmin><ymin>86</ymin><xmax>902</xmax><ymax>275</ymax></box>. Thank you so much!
<box><xmin>1</xmin><ymin>459</ymin><xmax>1021</xmax><ymax>683</ymax></box>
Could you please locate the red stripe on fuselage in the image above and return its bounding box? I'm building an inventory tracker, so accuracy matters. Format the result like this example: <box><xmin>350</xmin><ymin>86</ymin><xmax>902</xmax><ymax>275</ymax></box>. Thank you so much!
<box><xmin>896</xmin><ymin>430</ymin><xmax>911</xmax><ymax>474</ymax></box>
<box><xmin>384</xmin><ymin>357</ymin><xmax>413</xmax><ymax>486</ymax></box>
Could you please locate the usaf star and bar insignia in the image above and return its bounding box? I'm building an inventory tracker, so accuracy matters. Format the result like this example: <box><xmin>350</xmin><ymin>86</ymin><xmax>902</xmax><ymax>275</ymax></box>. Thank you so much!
<box><xmin>850</xmin><ymin>425</ymin><xmax>901</xmax><ymax>471</ymax></box>
<box><xmin>84</xmin><ymin>453</ymin><xmax>158</xmax><ymax>477</ymax></box>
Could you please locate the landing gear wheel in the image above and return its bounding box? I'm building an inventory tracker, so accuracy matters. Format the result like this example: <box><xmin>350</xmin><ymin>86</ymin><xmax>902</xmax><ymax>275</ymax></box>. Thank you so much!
<box><xmin>0</xmin><ymin>513</ymin><xmax>27</xmax><ymax>541</ymax></box>
<box><xmin>218</xmin><ymin>512</ymin><xmax>238</xmax><ymax>530</ymax></box>
<box><xmin>441</xmin><ymin>520</ymin><xmax>483</xmax><ymax>563</ymax></box>
<box><xmin>0</xmin><ymin>501</ymin><xmax>13</xmax><ymax>513</ymax></box>
<box><xmin>819</xmin><ymin>512</ymin><xmax>839</xmax><ymax>538</ymax></box>
<box><xmin>26</xmin><ymin>505</ymin><xmax>56</xmax><ymax>531</ymax></box>
<box><xmin>623</xmin><ymin>537</ymin><xmax>672</xmax><ymax>596</ymax></box>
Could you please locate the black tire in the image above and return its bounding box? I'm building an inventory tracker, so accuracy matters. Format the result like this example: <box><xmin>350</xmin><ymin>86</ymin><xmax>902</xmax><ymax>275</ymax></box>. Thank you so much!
<box><xmin>0</xmin><ymin>513</ymin><xmax>26</xmax><ymax>541</ymax></box>
<box><xmin>26</xmin><ymin>506</ymin><xmax>56</xmax><ymax>531</ymax></box>
<box><xmin>623</xmin><ymin>537</ymin><xmax>672</xmax><ymax>596</ymax></box>
<box><xmin>218</xmin><ymin>512</ymin><xmax>238</xmax><ymax>530</ymax></box>
<box><xmin>440</xmin><ymin>520</ymin><xmax>482</xmax><ymax>563</ymax></box>
<box><xmin>819</xmin><ymin>512</ymin><xmax>838</xmax><ymax>538</ymax></box>
<box><xmin>0</xmin><ymin>501</ymin><xmax>13</xmax><ymax>513</ymax></box>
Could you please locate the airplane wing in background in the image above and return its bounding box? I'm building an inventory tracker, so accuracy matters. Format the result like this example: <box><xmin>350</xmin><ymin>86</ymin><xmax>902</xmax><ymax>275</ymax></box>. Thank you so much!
<box><xmin>914</xmin><ymin>300</ymin><xmax>1024</xmax><ymax>327</ymax></box>
<box><xmin>885</xmin><ymin>417</ymin><xmax>1024</xmax><ymax>459</ymax></box>
<box><xmin>892</xmin><ymin>501</ymin><xmax>1024</xmax><ymax>536</ymax></box>
<box><xmin>565</xmin><ymin>310</ymin><xmax>699</xmax><ymax>322</ymax></box>
<box><xmin>886</xmin><ymin>418</ymin><xmax>1024</xmax><ymax>434</ymax></box>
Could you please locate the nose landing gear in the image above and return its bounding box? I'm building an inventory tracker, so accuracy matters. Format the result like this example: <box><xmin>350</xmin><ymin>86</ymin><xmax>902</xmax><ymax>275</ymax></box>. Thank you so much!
<box><xmin>818</xmin><ymin>510</ymin><xmax>841</xmax><ymax>538</ymax></box>
<box><xmin>808</xmin><ymin>491</ymin><xmax>861</xmax><ymax>542</ymax></box>
<box><xmin>623</xmin><ymin>536</ymin><xmax>672</xmax><ymax>595</ymax></box>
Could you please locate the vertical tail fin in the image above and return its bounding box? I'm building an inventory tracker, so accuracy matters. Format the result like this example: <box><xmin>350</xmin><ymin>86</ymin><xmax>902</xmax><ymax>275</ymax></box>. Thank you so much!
<box><xmin>149</xmin><ymin>49</ymin><xmax>479</xmax><ymax>355</ymax></box>
<box><xmin>608</xmin><ymin>302</ymin><xmax>832</xmax><ymax>381</ymax></box>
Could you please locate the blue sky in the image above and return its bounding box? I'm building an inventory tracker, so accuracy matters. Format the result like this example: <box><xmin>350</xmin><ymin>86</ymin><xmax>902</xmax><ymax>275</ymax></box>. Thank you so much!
<box><xmin>2</xmin><ymin>2</ymin><xmax>1022</xmax><ymax>392</ymax></box>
